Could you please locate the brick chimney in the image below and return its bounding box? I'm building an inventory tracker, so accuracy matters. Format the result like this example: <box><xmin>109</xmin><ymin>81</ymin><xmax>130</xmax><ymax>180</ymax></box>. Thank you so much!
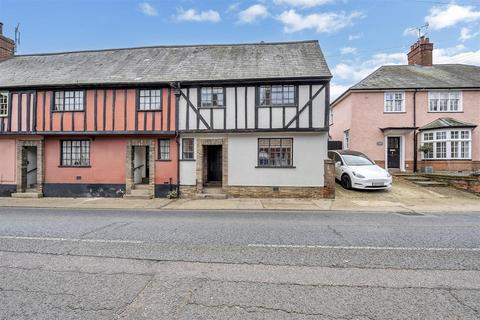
<box><xmin>0</xmin><ymin>22</ymin><xmax>15</xmax><ymax>61</ymax></box>
<box><xmin>407</xmin><ymin>36</ymin><xmax>433</xmax><ymax>66</ymax></box>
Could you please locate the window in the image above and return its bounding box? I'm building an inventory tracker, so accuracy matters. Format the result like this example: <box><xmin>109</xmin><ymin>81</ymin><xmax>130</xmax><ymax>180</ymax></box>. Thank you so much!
<box><xmin>428</xmin><ymin>91</ymin><xmax>462</xmax><ymax>112</ymax></box>
<box><xmin>54</xmin><ymin>91</ymin><xmax>84</xmax><ymax>111</ymax></box>
<box><xmin>384</xmin><ymin>92</ymin><xmax>405</xmax><ymax>112</ymax></box>
<box><xmin>0</xmin><ymin>92</ymin><xmax>8</xmax><ymax>117</ymax></box>
<box><xmin>61</xmin><ymin>140</ymin><xmax>90</xmax><ymax>167</ymax></box>
<box><xmin>200</xmin><ymin>87</ymin><xmax>224</xmax><ymax>107</ymax></box>
<box><xmin>138</xmin><ymin>89</ymin><xmax>162</xmax><ymax>111</ymax></box>
<box><xmin>343</xmin><ymin>130</ymin><xmax>350</xmax><ymax>150</ymax></box>
<box><xmin>259</xmin><ymin>85</ymin><xmax>296</xmax><ymax>106</ymax></box>
<box><xmin>158</xmin><ymin>139</ymin><xmax>170</xmax><ymax>160</ymax></box>
<box><xmin>182</xmin><ymin>138</ymin><xmax>194</xmax><ymax>160</ymax></box>
<box><xmin>421</xmin><ymin>129</ymin><xmax>471</xmax><ymax>160</ymax></box>
<box><xmin>258</xmin><ymin>138</ymin><xmax>293</xmax><ymax>167</ymax></box>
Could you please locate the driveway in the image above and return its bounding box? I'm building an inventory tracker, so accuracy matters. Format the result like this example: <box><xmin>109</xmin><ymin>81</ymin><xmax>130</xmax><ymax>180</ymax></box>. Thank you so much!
<box><xmin>334</xmin><ymin>176</ymin><xmax>480</xmax><ymax>213</ymax></box>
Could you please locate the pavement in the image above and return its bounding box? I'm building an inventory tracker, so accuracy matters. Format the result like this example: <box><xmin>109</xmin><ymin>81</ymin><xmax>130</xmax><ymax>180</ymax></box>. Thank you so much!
<box><xmin>0</xmin><ymin>208</ymin><xmax>479</xmax><ymax>319</ymax></box>
<box><xmin>0</xmin><ymin>178</ymin><xmax>478</xmax><ymax>213</ymax></box>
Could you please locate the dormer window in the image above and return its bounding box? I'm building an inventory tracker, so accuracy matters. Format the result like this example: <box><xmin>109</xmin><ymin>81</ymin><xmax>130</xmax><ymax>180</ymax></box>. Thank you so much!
<box><xmin>0</xmin><ymin>92</ymin><xmax>8</xmax><ymax>117</ymax></box>
<box><xmin>200</xmin><ymin>87</ymin><xmax>224</xmax><ymax>107</ymax></box>
<box><xmin>53</xmin><ymin>90</ymin><xmax>85</xmax><ymax>111</ymax></box>
<box><xmin>259</xmin><ymin>85</ymin><xmax>296</xmax><ymax>106</ymax></box>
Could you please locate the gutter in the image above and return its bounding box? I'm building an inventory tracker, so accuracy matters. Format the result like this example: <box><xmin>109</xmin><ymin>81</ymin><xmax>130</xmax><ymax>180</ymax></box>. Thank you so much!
<box><xmin>413</xmin><ymin>89</ymin><xmax>418</xmax><ymax>172</ymax></box>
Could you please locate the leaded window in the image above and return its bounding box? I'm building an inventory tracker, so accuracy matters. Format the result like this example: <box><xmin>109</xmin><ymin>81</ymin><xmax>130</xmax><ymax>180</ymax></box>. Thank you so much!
<box><xmin>422</xmin><ymin>129</ymin><xmax>471</xmax><ymax>160</ymax></box>
<box><xmin>0</xmin><ymin>92</ymin><xmax>8</xmax><ymax>117</ymax></box>
<box><xmin>258</xmin><ymin>138</ymin><xmax>293</xmax><ymax>167</ymax></box>
<box><xmin>138</xmin><ymin>89</ymin><xmax>162</xmax><ymax>111</ymax></box>
<box><xmin>259</xmin><ymin>85</ymin><xmax>296</xmax><ymax>106</ymax></box>
<box><xmin>61</xmin><ymin>140</ymin><xmax>90</xmax><ymax>166</ymax></box>
<box><xmin>182</xmin><ymin>138</ymin><xmax>194</xmax><ymax>160</ymax></box>
<box><xmin>384</xmin><ymin>92</ymin><xmax>404</xmax><ymax>112</ymax></box>
<box><xmin>158</xmin><ymin>139</ymin><xmax>170</xmax><ymax>160</ymax></box>
<box><xmin>200</xmin><ymin>87</ymin><xmax>224</xmax><ymax>107</ymax></box>
<box><xmin>428</xmin><ymin>91</ymin><xmax>462</xmax><ymax>112</ymax></box>
<box><xmin>54</xmin><ymin>91</ymin><xmax>84</xmax><ymax>111</ymax></box>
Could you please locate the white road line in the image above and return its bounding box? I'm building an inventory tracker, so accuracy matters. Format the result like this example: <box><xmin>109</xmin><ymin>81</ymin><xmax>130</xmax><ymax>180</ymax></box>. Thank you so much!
<box><xmin>247</xmin><ymin>244</ymin><xmax>480</xmax><ymax>252</ymax></box>
<box><xmin>0</xmin><ymin>236</ymin><xmax>145</xmax><ymax>244</ymax></box>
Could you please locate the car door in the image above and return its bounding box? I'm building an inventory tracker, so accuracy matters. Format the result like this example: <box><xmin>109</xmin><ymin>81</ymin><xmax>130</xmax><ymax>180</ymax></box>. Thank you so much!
<box><xmin>333</xmin><ymin>153</ymin><xmax>343</xmax><ymax>179</ymax></box>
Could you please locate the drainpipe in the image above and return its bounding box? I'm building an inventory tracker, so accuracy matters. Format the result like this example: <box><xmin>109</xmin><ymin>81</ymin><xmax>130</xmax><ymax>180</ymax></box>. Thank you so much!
<box><xmin>413</xmin><ymin>89</ymin><xmax>418</xmax><ymax>172</ymax></box>
<box><xmin>172</xmin><ymin>82</ymin><xmax>182</xmax><ymax>195</ymax></box>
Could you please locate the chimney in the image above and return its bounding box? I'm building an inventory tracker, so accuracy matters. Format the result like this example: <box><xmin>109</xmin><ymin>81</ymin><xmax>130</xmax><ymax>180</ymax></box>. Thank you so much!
<box><xmin>0</xmin><ymin>22</ymin><xmax>15</xmax><ymax>61</ymax></box>
<box><xmin>407</xmin><ymin>36</ymin><xmax>433</xmax><ymax>66</ymax></box>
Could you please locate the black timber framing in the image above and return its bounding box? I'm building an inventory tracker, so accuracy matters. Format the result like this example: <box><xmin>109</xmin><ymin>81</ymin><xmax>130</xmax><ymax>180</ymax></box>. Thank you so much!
<box><xmin>284</xmin><ymin>84</ymin><xmax>325</xmax><ymax>129</ymax></box>
<box><xmin>177</xmin><ymin>88</ymin><xmax>211</xmax><ymax>130</ymax></box>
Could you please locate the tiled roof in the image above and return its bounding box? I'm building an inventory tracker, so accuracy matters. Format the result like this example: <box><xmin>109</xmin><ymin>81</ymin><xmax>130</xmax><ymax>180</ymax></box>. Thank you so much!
<box><xmin>351</xmin><ymin>64</ymin><xmax>480</xmax><ymax>90</ymax></box>
<box><xmin>419</xmin><ymin>117</ymin><xmax>477</xmax><ymax>131</ymax></box>
<box><xmin>0</xmin><ymin>40</ymin><xmax>331</xmax><ymax>88</ymax></box>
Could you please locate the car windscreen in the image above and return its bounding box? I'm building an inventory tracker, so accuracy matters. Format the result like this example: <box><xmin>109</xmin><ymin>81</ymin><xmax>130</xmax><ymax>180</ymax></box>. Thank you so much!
<box><xmin>342</xmin><ymin>154</ymin><xmax>374</xmax><ymax>166</ymax></box>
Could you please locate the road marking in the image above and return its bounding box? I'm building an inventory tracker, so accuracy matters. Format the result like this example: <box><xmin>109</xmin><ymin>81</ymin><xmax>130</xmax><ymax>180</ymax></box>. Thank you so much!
<box><xmin>247</xmin><ymin>244</ymin><xmax>480</xmax><ymax>252</ymax></box>
<box><xmin>0</xmin><ymin>236</ymin><xmax>145</xmax><ymax>244</ymax></box>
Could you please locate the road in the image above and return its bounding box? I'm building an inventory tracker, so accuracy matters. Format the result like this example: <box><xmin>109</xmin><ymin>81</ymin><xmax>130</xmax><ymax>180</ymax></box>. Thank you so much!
<box><xmin>0</xmin><ymin>207</ymin><xmax>479</xmax><ymax>319</ymax></box>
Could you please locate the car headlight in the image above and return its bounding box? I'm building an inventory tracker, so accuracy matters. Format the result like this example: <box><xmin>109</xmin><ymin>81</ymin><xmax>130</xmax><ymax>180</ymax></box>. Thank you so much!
<box><xmin>352</xmin><ymin>171</ymin><xmax>365</xmax><ymax>179</ymax></box>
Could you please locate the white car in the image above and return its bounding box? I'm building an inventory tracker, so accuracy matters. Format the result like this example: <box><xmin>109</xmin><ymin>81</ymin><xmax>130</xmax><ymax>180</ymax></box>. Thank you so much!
<box><xmin>328</xmin><ymin>150</ymin><xmax>392</xmax><ymax>190</ymax></box>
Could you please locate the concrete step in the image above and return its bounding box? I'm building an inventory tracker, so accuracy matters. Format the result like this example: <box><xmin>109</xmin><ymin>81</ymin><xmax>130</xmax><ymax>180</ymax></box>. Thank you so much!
<box><xmin>11</xmin><ymin>192</ymin><xmax>43</xmax><ymax>198</ymax></box>
<box><xmin>413</xmin><ymin>181</ymin><xmax>449</xmax><ymax>187</ymax></box>
<box><xmin>124</xmin><ymin>188</ymin><xmax>153</xmax><ymax>200</ymax></box>
<box><xmin>124</xmin><ymin>194</ymin><xmax>153</xmax><ymax>200</ymax></box>
<box><xmin>404</xmin><ymin>176</ymin><xmax>431</xmax><ymax>181</ymax></box>
<box><xmin>202</xmin><ymin>187</ymin><xmax>224</xmax><ymax>194</ymax></box>
<box><xmin>196</xmin><ymin>193</ymin><xmax>228</xmax><ymax>199</ymax></box>
<box><xmin>133</xmin><ymin>184</ymin><xmax>150</xmax><ymax>190</ymax></box>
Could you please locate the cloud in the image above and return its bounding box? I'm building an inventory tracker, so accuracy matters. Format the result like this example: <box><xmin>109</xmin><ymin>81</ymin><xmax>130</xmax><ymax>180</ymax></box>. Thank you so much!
<box><xmin>332</xmin><ymin>52</ymin><xmax>406</xmax><ymax>82</ymax></box>
<box><xmin>403</xmin><ymin>27</ymin><xmax>419</xmax><ymax>37</ymax></box>
<box><xmin>238</xmin><ymin>4</ymin><xmax>269</xmax><ymax>24</ymax></box>
<box><xmin>459</xmin><ymin>27</ymin><xmax>479</xmax><ymax>42</ymax></box>
<box><xmin>278</xmin><ymin>9</ymin><xmax>364</xmax><ymax>33</ymax></box>
<box><xmin>138</xmin><ymin>2</ymin><xmax>158</xmax><ymax>16</ymax></box>
<box><xmin>348</xmin><ymin>34</ymin><xmax>362</xmax><ymax>41</ymax></box>
<box><xmin>433</xmin><ymin>45</ymin><xmax>480</xmax><ymax>65</ymax></box>
<box><xmin>426</xmin><ymin>3</ymin><xmax>480</xmax><ymax>30</ymax></box>
<box><xmin>274</xmin><ymin>0</ymin><xmax>334</xmax><ymax>8</ymax></box>
<box><xmin>227</xmin><ymin>3</ymin><xmax>240</xmax><ymax>12</ymax></box>
<box><xmin>330</xmin><ymin>83</ymin><xmax>350</xmax><ymax>101</ymax></box>
<box><xmin>340</xmin><ymin>47</ymin><xmax>357</xmax><ymax>55</ymax></box>
<box><xmin>176</xmin><ymin>8</ymin><xmax>221</xmax><ymax>23</ymax></box>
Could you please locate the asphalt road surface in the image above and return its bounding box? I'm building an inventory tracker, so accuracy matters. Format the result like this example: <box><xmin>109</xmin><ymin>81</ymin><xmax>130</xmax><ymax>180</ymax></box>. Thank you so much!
<box><xmin>0</xmin><ymin>207</ymin><xmax>479</xmax><ymax>319</ymax></box>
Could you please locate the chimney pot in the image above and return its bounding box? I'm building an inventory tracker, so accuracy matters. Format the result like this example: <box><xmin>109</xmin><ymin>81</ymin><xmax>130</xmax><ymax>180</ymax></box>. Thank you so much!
<box><xmin>0</xmin><ymin>22</ymin><xmax>3</xmax><ymax>35</ymax></box>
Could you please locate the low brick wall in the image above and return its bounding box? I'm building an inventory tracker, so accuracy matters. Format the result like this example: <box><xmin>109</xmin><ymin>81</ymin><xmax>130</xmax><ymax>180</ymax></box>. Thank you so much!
<box><xmin>420</xmin><ymin>173</ymin><xmax>480</xmax><ymax>195</ymax></box>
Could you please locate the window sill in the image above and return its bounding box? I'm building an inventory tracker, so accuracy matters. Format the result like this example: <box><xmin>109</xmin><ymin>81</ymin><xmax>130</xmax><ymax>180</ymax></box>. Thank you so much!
<box><xmin>58</xmin><ymin>165</ymin><xmax>91</xmax><ymax>168</ymax></box>
<box><xmin>383</xmin><ymin>111</ymin><xmax>406</xmax><ymax>114</ymax></box>
<box><xmin>180</xmin><ymin>159</ymin><xmax>196</xmax><ymax>161</ymax></box>
<box><xmin>156</xmin><ymin>159</ymin><xmax>172</xmax><ymax>162</ymax></box>
<box><xmin>257</xmin><ymin>105</ymin><xmax>298</xmax><ymax>108</ymax></box>
<box><xmin>0</xmin><ymin>115</ymin><xmax>8</xmax><ymax>118</ymax></box>
<box><xmin>427</xmin><ymin>111</ymin><xmax>464</xmax><ymax>113</ymax></box>
<box><xmin>198</xmin><ymin>106</ymin><xmax>226</xmax><ymax>109</ymax></box>
<box><xmin>255</xmin><ymin>166</ymin><xmax>296</xmax><ymax>169</ymax></box>
<box><xmin>136</xmin><ymin>109</ymin><xmax>162</xmax><ymax>112</ymax></box>
<box><xmin>51</xmin><ymin>110</ymin><xmax>85</xmax><ymax>113</ymax></box>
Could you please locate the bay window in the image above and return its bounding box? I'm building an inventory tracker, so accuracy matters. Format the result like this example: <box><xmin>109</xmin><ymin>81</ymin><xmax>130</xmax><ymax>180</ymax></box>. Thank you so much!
<box><xmin>421</xmin><ymin>129</ymin><xmax>471</xmax><ymax>160</ymax></box>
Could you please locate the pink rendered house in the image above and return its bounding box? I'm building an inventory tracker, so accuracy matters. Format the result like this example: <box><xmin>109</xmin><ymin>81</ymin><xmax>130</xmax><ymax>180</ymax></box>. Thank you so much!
<box><xmin>330</xmin><ymin>37</ymin><xmax>480</xmax><ymax>173</ymax></box>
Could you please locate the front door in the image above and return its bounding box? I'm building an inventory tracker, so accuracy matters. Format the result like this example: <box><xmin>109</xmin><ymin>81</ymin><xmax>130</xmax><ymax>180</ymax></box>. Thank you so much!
<box><xmin>387</xmin><ymin>137</ymin><xmax>401</xmax><ymax>169</ymax></box>
<box><xmin>206</xmin><ymin>145</ymin><xmax>222</xmax><ymax>184</ymax></box>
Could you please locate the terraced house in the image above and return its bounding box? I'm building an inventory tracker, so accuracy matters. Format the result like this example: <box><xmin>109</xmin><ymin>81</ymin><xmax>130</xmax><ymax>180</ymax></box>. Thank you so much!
<box><xmin>0</xmin><ymin>24</ymin><xmax>334</xmax><ymax>199</ymax></box>
<box><xmin>331</xmin><ymin>37</ymin><xmax>480</xmax><ymax>173</ymax></box>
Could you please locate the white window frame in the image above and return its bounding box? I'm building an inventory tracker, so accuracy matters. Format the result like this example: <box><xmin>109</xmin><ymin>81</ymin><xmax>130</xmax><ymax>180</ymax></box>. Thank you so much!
<box><xmin>343</xmin><ymin>130</ymin><xmax>350</xmax><ymax>150</ymax></box>
<box><xmin>384</xmin><ymin>92</ymin><xmax>405</xmax><ymax>113</ymax></box>
<box><xmin>428</xmin><ymin>91</ymin><xmax>463</xmax><ymax>112</ymax></box>
<box><xmin>0</xmin><ymin>92</ymin><xmax>8</xmax><ymax>117</ymax></box>
<box><xmin>421</xmin><ymin>128</ymin><xmax>472</xmax><ymax>160</ymax></box>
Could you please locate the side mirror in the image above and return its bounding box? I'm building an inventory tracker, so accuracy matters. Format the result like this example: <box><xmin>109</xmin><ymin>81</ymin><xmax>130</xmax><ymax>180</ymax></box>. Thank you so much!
<box><xmin>335</xmin><ymin>161</ymin><xmax>342</xmax><ymax>167</ymax></box>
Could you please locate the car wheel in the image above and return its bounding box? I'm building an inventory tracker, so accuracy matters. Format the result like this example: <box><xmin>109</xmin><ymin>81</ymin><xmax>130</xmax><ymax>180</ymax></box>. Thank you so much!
<box><xmin>341</xmin><ymin>174</ymin><xmax>352</xmax><ymax>190</ymax></box>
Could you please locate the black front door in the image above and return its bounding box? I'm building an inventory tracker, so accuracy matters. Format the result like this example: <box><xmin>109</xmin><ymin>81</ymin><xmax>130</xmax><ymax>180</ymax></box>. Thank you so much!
<box><xmin>387</xmin><ymin>137</ymin><xmax>400</xmax><ymax>169</ymax></box>
<box><xmin>207</xmin><ymin>145</ymin><xmax>222</xmax><ymax>183</ymax></box>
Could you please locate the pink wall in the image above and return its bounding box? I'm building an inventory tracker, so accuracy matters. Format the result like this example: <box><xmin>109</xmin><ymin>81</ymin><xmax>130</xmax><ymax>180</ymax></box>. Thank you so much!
<box><xmin>0</xmin><ymin>138</ymin><xmax>16</xmax><ymax>184</ymax></box>
<box><xmin>44</xmin><ymin>136</ymin><xmax>178</xmax><ymax>185</ymax></box>
<box><xmin>331</xmin><ymin>90</ymin><xmax>480</xmax><ymax>163</ymax></box>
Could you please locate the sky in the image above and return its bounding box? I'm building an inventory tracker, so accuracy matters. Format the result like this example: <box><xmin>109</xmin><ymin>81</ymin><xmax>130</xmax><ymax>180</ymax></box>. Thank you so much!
<box><xmin>1</xmin><ymin>0</ymin><xmax>480</xmax><ymax>99</ymax></box>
